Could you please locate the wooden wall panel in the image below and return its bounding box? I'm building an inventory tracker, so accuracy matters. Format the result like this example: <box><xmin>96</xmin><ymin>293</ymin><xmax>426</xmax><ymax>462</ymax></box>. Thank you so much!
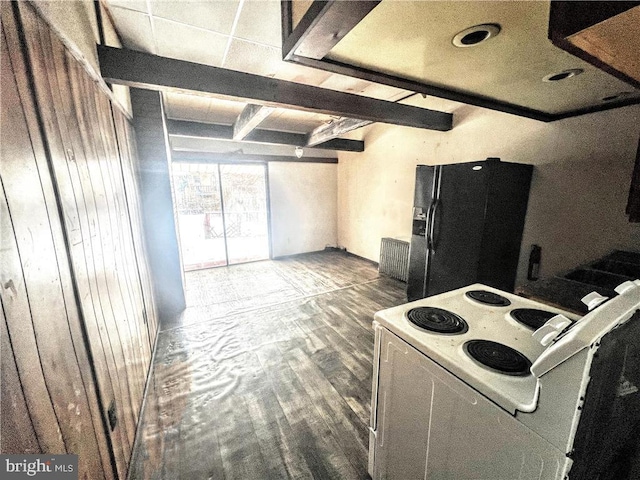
<box><xmin>1</xmin><ymin>1</ymin><xmax>159</xmax><ymax>478</ymax></box>
<box><xmin>0</xmin><ymin>182</ymin><xmax>65</xmax><ymax>456</ymax></box>
<box><xmin>112</xmin><ymin>110</ymin><xmax>160</xmax><ymax>345</ymax></box>
<box><xmin>1</xmin><ymin>13</ymin><xmax>110</xmax><ymax>477</ymax></box>
<box><xmin>0</xmin><ymin>305</ymin><xmax>40</xmax><ymax>455</ymax></box>
<box><xmin>5</xmin><ymin>6</ymin><xmax>132</xmax><ymax>475</ymax></box>
<box><xmin>89</xmin><ymin>81</ymin><xmax>152</xmax><ymax>369</ymax></box>
<box><xmin>42</xmin><ymin>26</ymin><xmax>142</xmax><ymax>443</ymax></box>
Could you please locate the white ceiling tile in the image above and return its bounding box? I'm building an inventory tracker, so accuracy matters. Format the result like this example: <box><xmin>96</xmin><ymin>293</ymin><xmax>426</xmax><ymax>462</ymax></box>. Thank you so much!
<box><xmin>150</xmin><ymin>0</ymin><xmax>240</xmax><ymax>34</ymax></box>
<box><xmin>105</xmin><ymin>0</ymin><xmax>149</xmax><ymax>14</ymax></box>
<box><xmin>205</xmin><ymin>98</ymin><xmax>247</xmax><ymax>124</ymax></box>
<box><xmin>223</xmin><ymin>39</ymin><xmax>282</xmax><ymax>76</ymax></box>
<box><xmin>234</xmin><ymin>0</ymin><xmax>281</xmax><ymax>47</ymax></box>
<box><xmin>164</xmin><ymin>92</ymin><xmax>214</xmax><ymax>121</ymax></box>
<box><xmin>108</xmin><ymin>7</ymin><xmax>156</xmax><ymax>53</ymax></box>
<box><xmin>101</xmin><ymin>2</ymin><xmax>123</xmax><ymax>47</ymax></box>
<box><xmin>153</xmin><ymin>18</ymin><xmax>228</xmax><ymax>66</ymax></box>
<box><xmin>164</xmin><ymin>93</ymin><xmax>248</xmax><ymax>124</ymax></box>
<box><xmin>260</xmin><ymin>109</ymin><xmax>333</xmax><ymax>133</ymax></box>
<box><xmin>272</xmin><ymin>61</ymin><xmax>333</xmax><ymax>87</ymax></box>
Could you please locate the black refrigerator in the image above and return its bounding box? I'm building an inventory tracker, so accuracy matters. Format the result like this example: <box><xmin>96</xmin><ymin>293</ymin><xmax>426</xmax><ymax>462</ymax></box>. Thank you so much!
<box><xmin>407</xmin><ymin>157</ymin><xmax>533</xmax><ymax>301</ymax></box>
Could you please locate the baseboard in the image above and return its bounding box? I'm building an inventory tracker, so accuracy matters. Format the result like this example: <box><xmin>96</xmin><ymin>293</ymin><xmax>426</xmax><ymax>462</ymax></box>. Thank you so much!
<box><xmin>272</xmin><ymin>247</ymin><xmax>379</xmax><ymax>268</ymax></box>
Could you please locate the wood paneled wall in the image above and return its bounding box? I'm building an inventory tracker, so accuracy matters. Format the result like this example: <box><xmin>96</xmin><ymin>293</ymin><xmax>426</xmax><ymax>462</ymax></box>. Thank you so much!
<box><xmin>1</xmin><ymin>2</ymin><xmax>158</xmax><ymax>478</ymax></box>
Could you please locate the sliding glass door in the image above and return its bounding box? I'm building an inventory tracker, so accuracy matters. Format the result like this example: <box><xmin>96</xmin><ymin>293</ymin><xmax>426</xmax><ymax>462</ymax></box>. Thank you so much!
<box><xmin>172</xmin><ymin>162</ymin><xmax>270</xmax><ymax>270</ymax></box>
<box><xmin>219</xmin><ymin>163</ymin><xmax>270</xmax><ymax>265</ymax></box>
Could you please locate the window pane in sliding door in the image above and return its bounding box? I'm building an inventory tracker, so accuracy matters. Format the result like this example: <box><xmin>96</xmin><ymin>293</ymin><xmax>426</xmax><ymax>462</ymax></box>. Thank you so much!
<box><xmin>219</xmin><ymin>163</ymin><xmax>269</xmax><ymax>265</ymax></box>
<box><xmin>172</xmin><ymin>163</ymin><xmax>227</xmax><ymax>270</ymax></box>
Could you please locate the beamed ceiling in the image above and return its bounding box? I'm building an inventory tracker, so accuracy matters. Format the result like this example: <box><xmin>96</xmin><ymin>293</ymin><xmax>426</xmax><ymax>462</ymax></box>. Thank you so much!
<box><xmin>102</xmin><ymin>0</ymin><xmax>640</xmax><ymax>160</ymax></box>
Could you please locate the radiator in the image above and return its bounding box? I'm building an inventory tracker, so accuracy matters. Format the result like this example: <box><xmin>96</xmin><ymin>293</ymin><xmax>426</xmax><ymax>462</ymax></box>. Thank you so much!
<box><xmin>379</xmin><ymin>238</ymin><xmax>409</xmax><ymax>282</ymax></box>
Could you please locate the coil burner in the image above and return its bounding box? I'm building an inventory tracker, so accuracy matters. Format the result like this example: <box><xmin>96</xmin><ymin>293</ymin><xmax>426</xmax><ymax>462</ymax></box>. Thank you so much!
<box><xmin>464</xmin><ymin>340</ymin><xmax>532</xmax><ymax>376</ymax></box>
<box><xmin>406</xmin><ymin>307</ymin><xmax>469</xmax><ymax>334</ymax></box>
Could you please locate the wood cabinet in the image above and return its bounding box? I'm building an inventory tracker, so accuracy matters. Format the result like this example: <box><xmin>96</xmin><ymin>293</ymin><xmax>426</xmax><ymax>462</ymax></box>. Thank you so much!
<box><xmin>549</xmin><ymin>2</ymin><xmax>640</xmax><ymax>89</ymax></box>
<box><xmin>1</xmin><ymin>2</ymin><xmax>158</xmax><ymax>478</ymax></box>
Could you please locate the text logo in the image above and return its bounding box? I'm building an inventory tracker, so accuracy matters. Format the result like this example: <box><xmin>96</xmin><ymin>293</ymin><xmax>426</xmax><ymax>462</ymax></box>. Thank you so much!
<box><xmin>1</xmin><ymin>455</ymin><xmax>78</xmax><ymax>479</ymax></box>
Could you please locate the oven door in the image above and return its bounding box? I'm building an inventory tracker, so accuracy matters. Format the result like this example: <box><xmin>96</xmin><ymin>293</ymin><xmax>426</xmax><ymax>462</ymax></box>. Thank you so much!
<box><xmin>372</xmin><ymin>327</ymin><xmax>569</xmax><ymax>479</ymax></box>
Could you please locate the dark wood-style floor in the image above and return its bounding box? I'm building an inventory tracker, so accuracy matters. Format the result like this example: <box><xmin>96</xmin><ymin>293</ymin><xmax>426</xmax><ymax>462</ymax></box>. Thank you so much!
<box><xmin>128</xmin><ymin>250</ymin><xmax>407</xmax><ymax>479</ymax></box>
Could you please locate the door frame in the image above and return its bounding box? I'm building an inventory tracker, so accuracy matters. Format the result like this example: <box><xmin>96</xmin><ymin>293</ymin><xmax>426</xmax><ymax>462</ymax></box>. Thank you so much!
<box><xmin>171</xmin><ymin>159</ymin><xmax>273</xmax><ymax>271</ymax></box>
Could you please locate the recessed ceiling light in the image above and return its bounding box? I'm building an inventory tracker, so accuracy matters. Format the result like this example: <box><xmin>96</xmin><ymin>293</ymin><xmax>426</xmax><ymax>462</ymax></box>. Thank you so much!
<box><xmin>452</xmin><ymin>24</ymin><xmax>501</xmax><ymax>48</ymax></box>
<box><xmin>542</xmin><ymin>69</ymin><xmax>584</xmax><ymax>82</ymax></box>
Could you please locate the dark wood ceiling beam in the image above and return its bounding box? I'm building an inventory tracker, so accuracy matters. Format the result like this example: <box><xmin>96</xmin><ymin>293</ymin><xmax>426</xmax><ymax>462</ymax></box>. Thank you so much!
<box><xmin>97</xmin><ymin>45</ymin><xmax>453</xmax><ymax>132</ymax></box>
<box><xmin>167</xmin><ymin>119</ymin><xmax>365</xmax><ymax>152</ymax></box>
<box><xmin>168</xmin><ymin>119</ymin><xmax>231</xmax><ymax>139</ymax></box>
<box><xmin>306</xmin><ymin>117</ymin><xmax>372</xmax><ymax>147</ymax></box>
<box><xmin>172</xmin><ymin>150</ymin><xmax>338</xmax><ymax>164</ymax></box>
<box><xmin>282</xmin><ymin>0</ymin><xmax>381</xmax><ymax>60</ymax></box>
<box><xmin>290</xmin><ymin>54</ymin><xmax>556</xmax><ymax>122</ymax></box>
<box><xmin>233</xmin><ymin>104</ymin><xmax>275</xmax><ymax>140</ymax></box>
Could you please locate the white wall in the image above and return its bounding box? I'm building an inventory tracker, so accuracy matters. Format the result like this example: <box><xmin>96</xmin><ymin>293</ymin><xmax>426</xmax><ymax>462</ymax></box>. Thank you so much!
<box><xmin>269</xmin><ymin>162</ymin><xmax>338</xmax><ymax>257</ymax></box>
<box><xmin>338</xmin><ymin>98</ymin><xmax>640</xmax><ymax>287</ymax></box>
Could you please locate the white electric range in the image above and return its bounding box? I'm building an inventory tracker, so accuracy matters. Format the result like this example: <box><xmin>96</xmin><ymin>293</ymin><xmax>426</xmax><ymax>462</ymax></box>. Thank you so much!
<box><xmin>369</xmin><ymin>281</ymin><xmax>640</xmax><ymax>480</ymax></box>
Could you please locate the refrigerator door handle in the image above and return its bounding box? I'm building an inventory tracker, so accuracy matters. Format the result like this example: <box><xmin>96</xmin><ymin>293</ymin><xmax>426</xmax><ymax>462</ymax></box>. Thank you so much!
<box><xmin>428</xmin><ymin>199</ymin><xmax>440</xmax><ymax>250</ymax></box>
<box><xmin>428</xmin><ymin>165</ymin><xmax>443</xmax><ymax>252</ymax></box>
<box><xmin>424</xmin><ymin>202</ymin><xmax>434</xmax><ymax>247</ymax></box>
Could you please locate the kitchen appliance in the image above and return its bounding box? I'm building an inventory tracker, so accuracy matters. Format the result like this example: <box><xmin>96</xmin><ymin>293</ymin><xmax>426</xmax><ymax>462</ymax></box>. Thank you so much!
<box><xmin>407</xmin><ymin>158</ymin><xmax>533</xmax><ymax>301</ymax></box>
<box><xmin>369</xmin><ymin>281</ymin><xmax>640</xmax><ymax>479</ymax></box>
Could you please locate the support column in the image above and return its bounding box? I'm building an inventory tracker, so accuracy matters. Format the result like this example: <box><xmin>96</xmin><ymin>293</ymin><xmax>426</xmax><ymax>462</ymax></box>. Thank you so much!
<box><xmin>130</xmin><ymin>88</ymin><xmax>185</xmax><ymax>323</ymax></box>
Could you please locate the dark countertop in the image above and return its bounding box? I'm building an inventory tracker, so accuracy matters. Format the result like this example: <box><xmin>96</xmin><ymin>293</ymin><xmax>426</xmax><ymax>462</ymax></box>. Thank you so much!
<box><xmin>516</xmin><ymin>277</ymin><xmax>616</xmax><ymax>316</ymax></box>
<box><xmin>517</xmin><ymin>250</ymin><xmax>640</xmax><ymax>316</ymax></box>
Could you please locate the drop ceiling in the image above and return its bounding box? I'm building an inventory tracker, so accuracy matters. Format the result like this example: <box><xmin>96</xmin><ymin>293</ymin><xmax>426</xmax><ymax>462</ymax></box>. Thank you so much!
<box><xmin>103</xmin><ymin>0</ymin><xmax>640</xmax><ymax>157</ymax></box>
<box><xmin>103</xmin><ymin>0</ymin><xmax>415</xmax><ymax>157</ymax></box>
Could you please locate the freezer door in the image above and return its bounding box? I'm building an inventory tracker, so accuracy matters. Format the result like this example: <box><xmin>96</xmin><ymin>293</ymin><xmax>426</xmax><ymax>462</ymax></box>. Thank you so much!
<box><xmin>477</xmin><ymin>161</ymin><xmax>533</xmax><ymax>291</ymax></box>
<box><xmin>413</xmin><ymin>164</ymin><xmax>436</xmax><ymax>210</ymax></box>
<box><xmin>407</xmin><ymin>165</ymin><xmax>436</xmax><ymax>301</ymax></box>
<box><xmin>427</xmin><ymin>161</ymin><xmax>489</xmax><ymax>296</ymax></box>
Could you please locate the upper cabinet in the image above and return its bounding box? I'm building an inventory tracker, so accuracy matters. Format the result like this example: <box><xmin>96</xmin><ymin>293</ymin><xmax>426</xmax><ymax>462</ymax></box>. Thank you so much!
<box><xmin>549</xmin><ymin>2</ymin><xmax>640</xmax><ymax>90</ymax></box>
